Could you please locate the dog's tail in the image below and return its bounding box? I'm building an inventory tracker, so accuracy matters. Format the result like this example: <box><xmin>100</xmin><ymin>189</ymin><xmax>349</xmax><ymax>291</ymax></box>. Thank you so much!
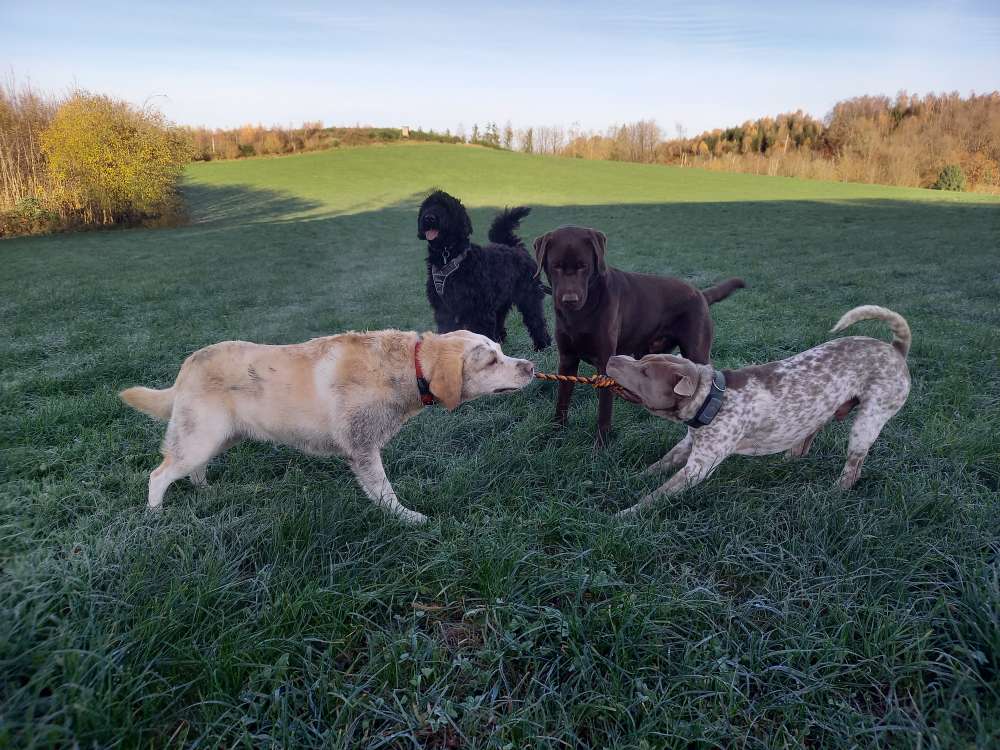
<box><xmin>830</xmin><ymin>305</ymin><xmax>911</xmax><ymax>358</ymax></box>
<box><xmin>120</xmin><ymin>386</ymin><xmax>176</xmax><ymax>421</ymax></box>
<box><xmin>701</xmin><ymin>277</ymin><xmax>746</xmax><ymax>305</ymax></box>
<box><xmin>488</xmin><ymin>206</ymin><xmax>531</xmax><ymax>246</ymax></box>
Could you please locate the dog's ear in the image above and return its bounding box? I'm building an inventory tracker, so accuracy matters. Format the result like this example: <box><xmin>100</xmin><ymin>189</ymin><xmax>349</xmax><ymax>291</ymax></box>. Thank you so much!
<box><xmin>446</xmin><ymin>193</ymin><xmax>472</xmax><ymax>238</ymax></box>
<box><xmin>588</xmin><ymin>229</ymin><xmax>607</xmax><ymax>274</ymax></box>
<box><xmin>673</xmin><ymin>373</ymin><xmax>697</xmax><ymax>397</ymax></box>
<box><xmin>425</xmin><ymin>336</ymin><xmax>465</xmax><ymax>411</ymax></box>
<box><xmin>671</xmin><ymin>361</ymin><xmax>700</xmax><ymax>397</ymax></box>
<box><xmin>533</xmin><ymin>233</ymin><xmax>550</xmax><ymax>278</ymax></box>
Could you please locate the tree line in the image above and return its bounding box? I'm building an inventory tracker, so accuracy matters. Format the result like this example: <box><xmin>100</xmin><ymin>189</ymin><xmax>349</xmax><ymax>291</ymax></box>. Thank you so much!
<box><xmin>510</xmin><ymin>92</ymin><xmax>1000</xmax><ymax>192</ymax></box>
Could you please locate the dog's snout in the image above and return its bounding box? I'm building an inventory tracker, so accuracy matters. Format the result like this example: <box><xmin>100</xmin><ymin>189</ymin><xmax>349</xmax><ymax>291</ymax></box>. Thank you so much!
<box><xmin>423</xmin><ymin>214</ymin><xmax>438</xmax><ymax>227</ymax></box>
<box><xmin>560</xmin><ymin>293</ymin><xmax>580</xmax><ymax>303</ymax></box>
<box><xmin>517</xmin><ymin>360</ymin><xmax>535</xmax><ymax>378</ymax></box>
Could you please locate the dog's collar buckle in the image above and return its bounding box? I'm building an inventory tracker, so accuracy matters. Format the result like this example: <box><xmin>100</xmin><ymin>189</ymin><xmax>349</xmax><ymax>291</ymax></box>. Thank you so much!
<box><xmin>431</xmin><ymin>246</ymin><xmax>469</xmax><ymax>296</ymax></box>
<box><xmin>686</xmin><ymin>370</ymin><xmax>726</xmax><ymax>428</ymax></box>
<box><xmin>414</xmin><ymin>339</ymin><xmax>435</xmax><ymax>406</ymax></box>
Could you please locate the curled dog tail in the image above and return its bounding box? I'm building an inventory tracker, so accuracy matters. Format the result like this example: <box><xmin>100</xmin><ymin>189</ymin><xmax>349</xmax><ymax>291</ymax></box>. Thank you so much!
<box><xmin>701</xmin><ymin>277</ymin><xmax>746</xmax><ymax>305</ymax></box>
<box><xmin>120</xmin><ymin>386</ymin><xmax>176</xmax><ymax>421</ymax></box>
<box><xmin>488</xmin><ymin>206</ymin><xmax>531</xmax><ymax>247</ymax></box>
<box><xmin>831</xmin><ymin>305</ymin><xmax>911</xmax><ymax>358</ymax></box>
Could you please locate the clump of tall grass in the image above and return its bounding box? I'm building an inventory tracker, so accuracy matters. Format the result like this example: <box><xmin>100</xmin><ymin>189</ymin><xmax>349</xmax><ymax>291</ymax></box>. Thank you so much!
<box><xmin>0</xmin><ymin>79</ymin><xmax>58</xmax><ymax>234</ymax></box>
<box><xmin>0</xmin><ymin>80</ymin><xmax>189</xmax><ymax>238</ymax></box>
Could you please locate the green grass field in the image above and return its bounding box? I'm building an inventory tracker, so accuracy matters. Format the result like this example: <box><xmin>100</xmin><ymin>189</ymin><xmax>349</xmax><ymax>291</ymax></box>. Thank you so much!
<box><xmin>2</xmin><ymin>143</ymin><xmax>999</xmax><ymax>748</ymax></box>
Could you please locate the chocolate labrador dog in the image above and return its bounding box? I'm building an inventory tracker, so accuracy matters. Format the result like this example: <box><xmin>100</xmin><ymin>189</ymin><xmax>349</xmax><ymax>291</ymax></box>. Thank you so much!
<box><xmin>533</xmin><ymin>225</ymin><xmax>744</xmax><ymax>447</ymax></box>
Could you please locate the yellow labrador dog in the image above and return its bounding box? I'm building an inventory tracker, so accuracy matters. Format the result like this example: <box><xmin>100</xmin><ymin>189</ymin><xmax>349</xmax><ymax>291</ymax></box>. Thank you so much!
<box><xmin>120</xmin><ymin>329</ymin><xmax>534</xmax><ymax>523</ymax></box>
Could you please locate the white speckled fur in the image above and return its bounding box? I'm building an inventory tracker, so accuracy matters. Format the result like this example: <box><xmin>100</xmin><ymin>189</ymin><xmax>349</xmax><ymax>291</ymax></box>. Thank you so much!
<box><xmin>608</xmin><ymin>306</ymin><xmax>911</xmax><ymax>515</ymax></box>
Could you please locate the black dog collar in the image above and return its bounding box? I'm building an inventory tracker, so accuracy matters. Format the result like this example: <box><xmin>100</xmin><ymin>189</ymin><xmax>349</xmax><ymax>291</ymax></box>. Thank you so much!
<box><xmin>686</xmin><ymin>370</ymin><xmax>726</xmax><ymax>428</ymax></box>
<box><xmin>431</xmin><ymin>245</ymin><xmax>470</xmax><ymax>296</ymax></box>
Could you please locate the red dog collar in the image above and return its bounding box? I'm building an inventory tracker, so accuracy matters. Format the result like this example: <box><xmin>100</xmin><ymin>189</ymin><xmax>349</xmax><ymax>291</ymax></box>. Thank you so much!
<box><xmin>414</xmin><ymin>339</ymin><xmax>435</xmax><ymax>406</ymax></box>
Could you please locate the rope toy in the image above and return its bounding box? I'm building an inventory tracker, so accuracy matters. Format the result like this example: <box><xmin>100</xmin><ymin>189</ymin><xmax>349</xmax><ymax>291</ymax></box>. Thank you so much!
<box><xmin>534</xmin><ymin>371</ymin><xmax>629</xmax><ymax>397</ymax></box>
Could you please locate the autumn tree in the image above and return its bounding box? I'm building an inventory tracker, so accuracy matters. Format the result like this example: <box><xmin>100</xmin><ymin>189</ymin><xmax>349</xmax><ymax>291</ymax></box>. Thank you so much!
<box><xmin>41</xmin><ymin>92</ymin><xmax>189</xmax><ymax>224</ymax></box>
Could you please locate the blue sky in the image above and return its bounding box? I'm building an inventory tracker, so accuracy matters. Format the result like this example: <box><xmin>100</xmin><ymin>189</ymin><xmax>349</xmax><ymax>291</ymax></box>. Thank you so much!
<box><xmin>3</xmin><ymin>1</ymin><xmax>998</xmax><ymax>134</ymax></box>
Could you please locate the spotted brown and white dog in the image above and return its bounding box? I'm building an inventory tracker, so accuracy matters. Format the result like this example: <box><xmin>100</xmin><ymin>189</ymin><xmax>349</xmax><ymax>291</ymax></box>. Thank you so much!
<box><xmin>120</xmin><ymin>329</ymin><xmax>535</xmax><ymax>523</ymax></box>
<box><xmin>607</xmin><ymin>306</ymin><xmax>911</xmax><ymax>515</ymax></box>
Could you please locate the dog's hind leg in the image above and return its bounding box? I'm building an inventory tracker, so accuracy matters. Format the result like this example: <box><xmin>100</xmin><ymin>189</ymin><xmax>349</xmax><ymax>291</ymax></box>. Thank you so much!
<box><xmin>516</xmin><ymin>288</ymin><xmax>552</xmax><ymax>351</ymax></box>
<box><xmin>148</xmin><ymin>409</ymin><xmax>232</xmax><ymax>510</ymax></box>
<box><xmin>677</xmin><ymin>318</ymin><xmax>713</xmax><ymax>365</ymax></box>
<box><xmin>148</xmin><ymin>455</ymin><xmax>185</xmax><ymax>511</ymax></box>
<box><xmin>785</xmin><ymin>429</ymin><xmax>820</xmax><ymax>459</ymax></box>
<box><xmin>349</xmin><ymin>448</ymin><xmax>427</xmax><ymax>524</ymax></box>
<box><xmin>188</xmin><ymin>436</ymin><xmax>240</xmax><ymax>487</ymax></box>
<box><xmin>495</xmin><ymin>306</ymin><xmax>511</xmax><ymax>343</ymax></box>
<box><xmin>837</xmin><ymin>402</ymin><xmax>899</xmax><ymax>490</ymax></box>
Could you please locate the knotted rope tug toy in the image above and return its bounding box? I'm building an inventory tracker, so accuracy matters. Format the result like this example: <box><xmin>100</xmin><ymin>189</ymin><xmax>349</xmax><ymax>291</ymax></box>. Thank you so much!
<box><xmin>534</xmin><ymin>371</ymin><xmax>629</xmax><ymax>397</ymax></box>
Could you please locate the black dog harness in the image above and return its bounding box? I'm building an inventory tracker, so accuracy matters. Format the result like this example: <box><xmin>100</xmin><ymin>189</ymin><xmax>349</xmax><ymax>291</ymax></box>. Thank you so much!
<box><xmin>686</xmin><ymin>370</ymin><xmax>726</xmax><ymax>428</ymax></box>
<box><xmin>431</xmin><ymin>245</ymin><xmax>470</xmax><ymax>296</ymax></box>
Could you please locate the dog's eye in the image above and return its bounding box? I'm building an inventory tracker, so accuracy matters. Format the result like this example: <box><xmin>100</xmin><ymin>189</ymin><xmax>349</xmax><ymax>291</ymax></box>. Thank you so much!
<box><xmin>487</xmin><ymin>354</ymin><xmax>499</xmax><ymax>366</ymax></box>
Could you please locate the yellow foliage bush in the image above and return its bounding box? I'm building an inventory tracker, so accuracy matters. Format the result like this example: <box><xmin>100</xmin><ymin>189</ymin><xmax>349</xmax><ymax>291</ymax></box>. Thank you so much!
<box><xmin>41</xmin><ymin>93</ymin><xmax>190</xmax><ymax>224</ymax></box>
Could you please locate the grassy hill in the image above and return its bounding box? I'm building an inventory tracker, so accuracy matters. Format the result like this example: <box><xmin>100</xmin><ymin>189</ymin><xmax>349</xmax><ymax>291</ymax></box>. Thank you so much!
<box><xmin>2</xmin><ymin>144</ymin><xmax>998</xmax><ymax>747</ymax></box>
<box><xmin>185</xmin><ymin>141</ymin><xmax>998</xmax><ymax>221</ymax></box>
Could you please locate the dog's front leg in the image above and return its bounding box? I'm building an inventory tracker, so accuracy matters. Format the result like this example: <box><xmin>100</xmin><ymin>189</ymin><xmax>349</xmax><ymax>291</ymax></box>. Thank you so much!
<box><xmin>349</xmin><ymin>448</ymin><xmax>427</xmax><ymax>524</ymax></box>
<box><xmin>594</xmin><ymin>387</ymin><xmax>615</xmax><ymax>449</ymax></box>
<box><xmin>617</xmin><ymin>446</ymin><xmax>729</xmax><ymax>516</ymax></box>
<box><xmin>593</xmin><ymin>350</ymin><xmax>616</xmax><ymax>449</ymax></box>
<box><xmin>554</xmin><ymin>350</ymin><xmax>580</xmax><ymax>426</ymax></box>
<box><xmin>643</xmin><ymin>431</ymin><xmax>693</xmax><ymax>475</ymax></box>
<box><xmin>461</xmin><ymin>309</ymin><xmax>500</xmax><ymax>341</ymax></box>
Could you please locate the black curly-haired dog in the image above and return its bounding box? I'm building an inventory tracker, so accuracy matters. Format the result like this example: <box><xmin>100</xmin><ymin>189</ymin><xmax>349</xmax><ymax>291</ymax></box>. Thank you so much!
<box><xmin>417</xmin><ymin>190</ymin><xmax>551</xmax><ymax>350</ymax></box>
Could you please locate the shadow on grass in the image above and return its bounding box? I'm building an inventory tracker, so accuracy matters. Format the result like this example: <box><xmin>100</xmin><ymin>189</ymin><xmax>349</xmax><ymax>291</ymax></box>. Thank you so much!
<box><xmin>181</xmin><ymin>182</ymin><xmax>328</xmax><ymax>225</ymax></box>
<box><xmin>181</xmin><ymin>182</ymin><xmax>436</xmax><ymax>226</ymax></box>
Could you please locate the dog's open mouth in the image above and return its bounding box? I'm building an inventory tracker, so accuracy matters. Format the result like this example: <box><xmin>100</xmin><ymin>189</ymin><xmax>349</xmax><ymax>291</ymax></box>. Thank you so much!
<box><xmin>424</xmin><ymin>228</ymin><xmax>439</xmax><ymax>241</ymax></box>
<box><xmin>615</xmin><ymin>387</ymin><xmax>642</xmax><ymax>404</ymax></box>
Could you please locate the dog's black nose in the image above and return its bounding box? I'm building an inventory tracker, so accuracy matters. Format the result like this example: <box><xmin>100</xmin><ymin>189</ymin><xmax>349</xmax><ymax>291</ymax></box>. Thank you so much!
<box><xmin>424</xmin><ymin>215</ymin><xmax>438</xmax><ymax>226</ymax></box>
